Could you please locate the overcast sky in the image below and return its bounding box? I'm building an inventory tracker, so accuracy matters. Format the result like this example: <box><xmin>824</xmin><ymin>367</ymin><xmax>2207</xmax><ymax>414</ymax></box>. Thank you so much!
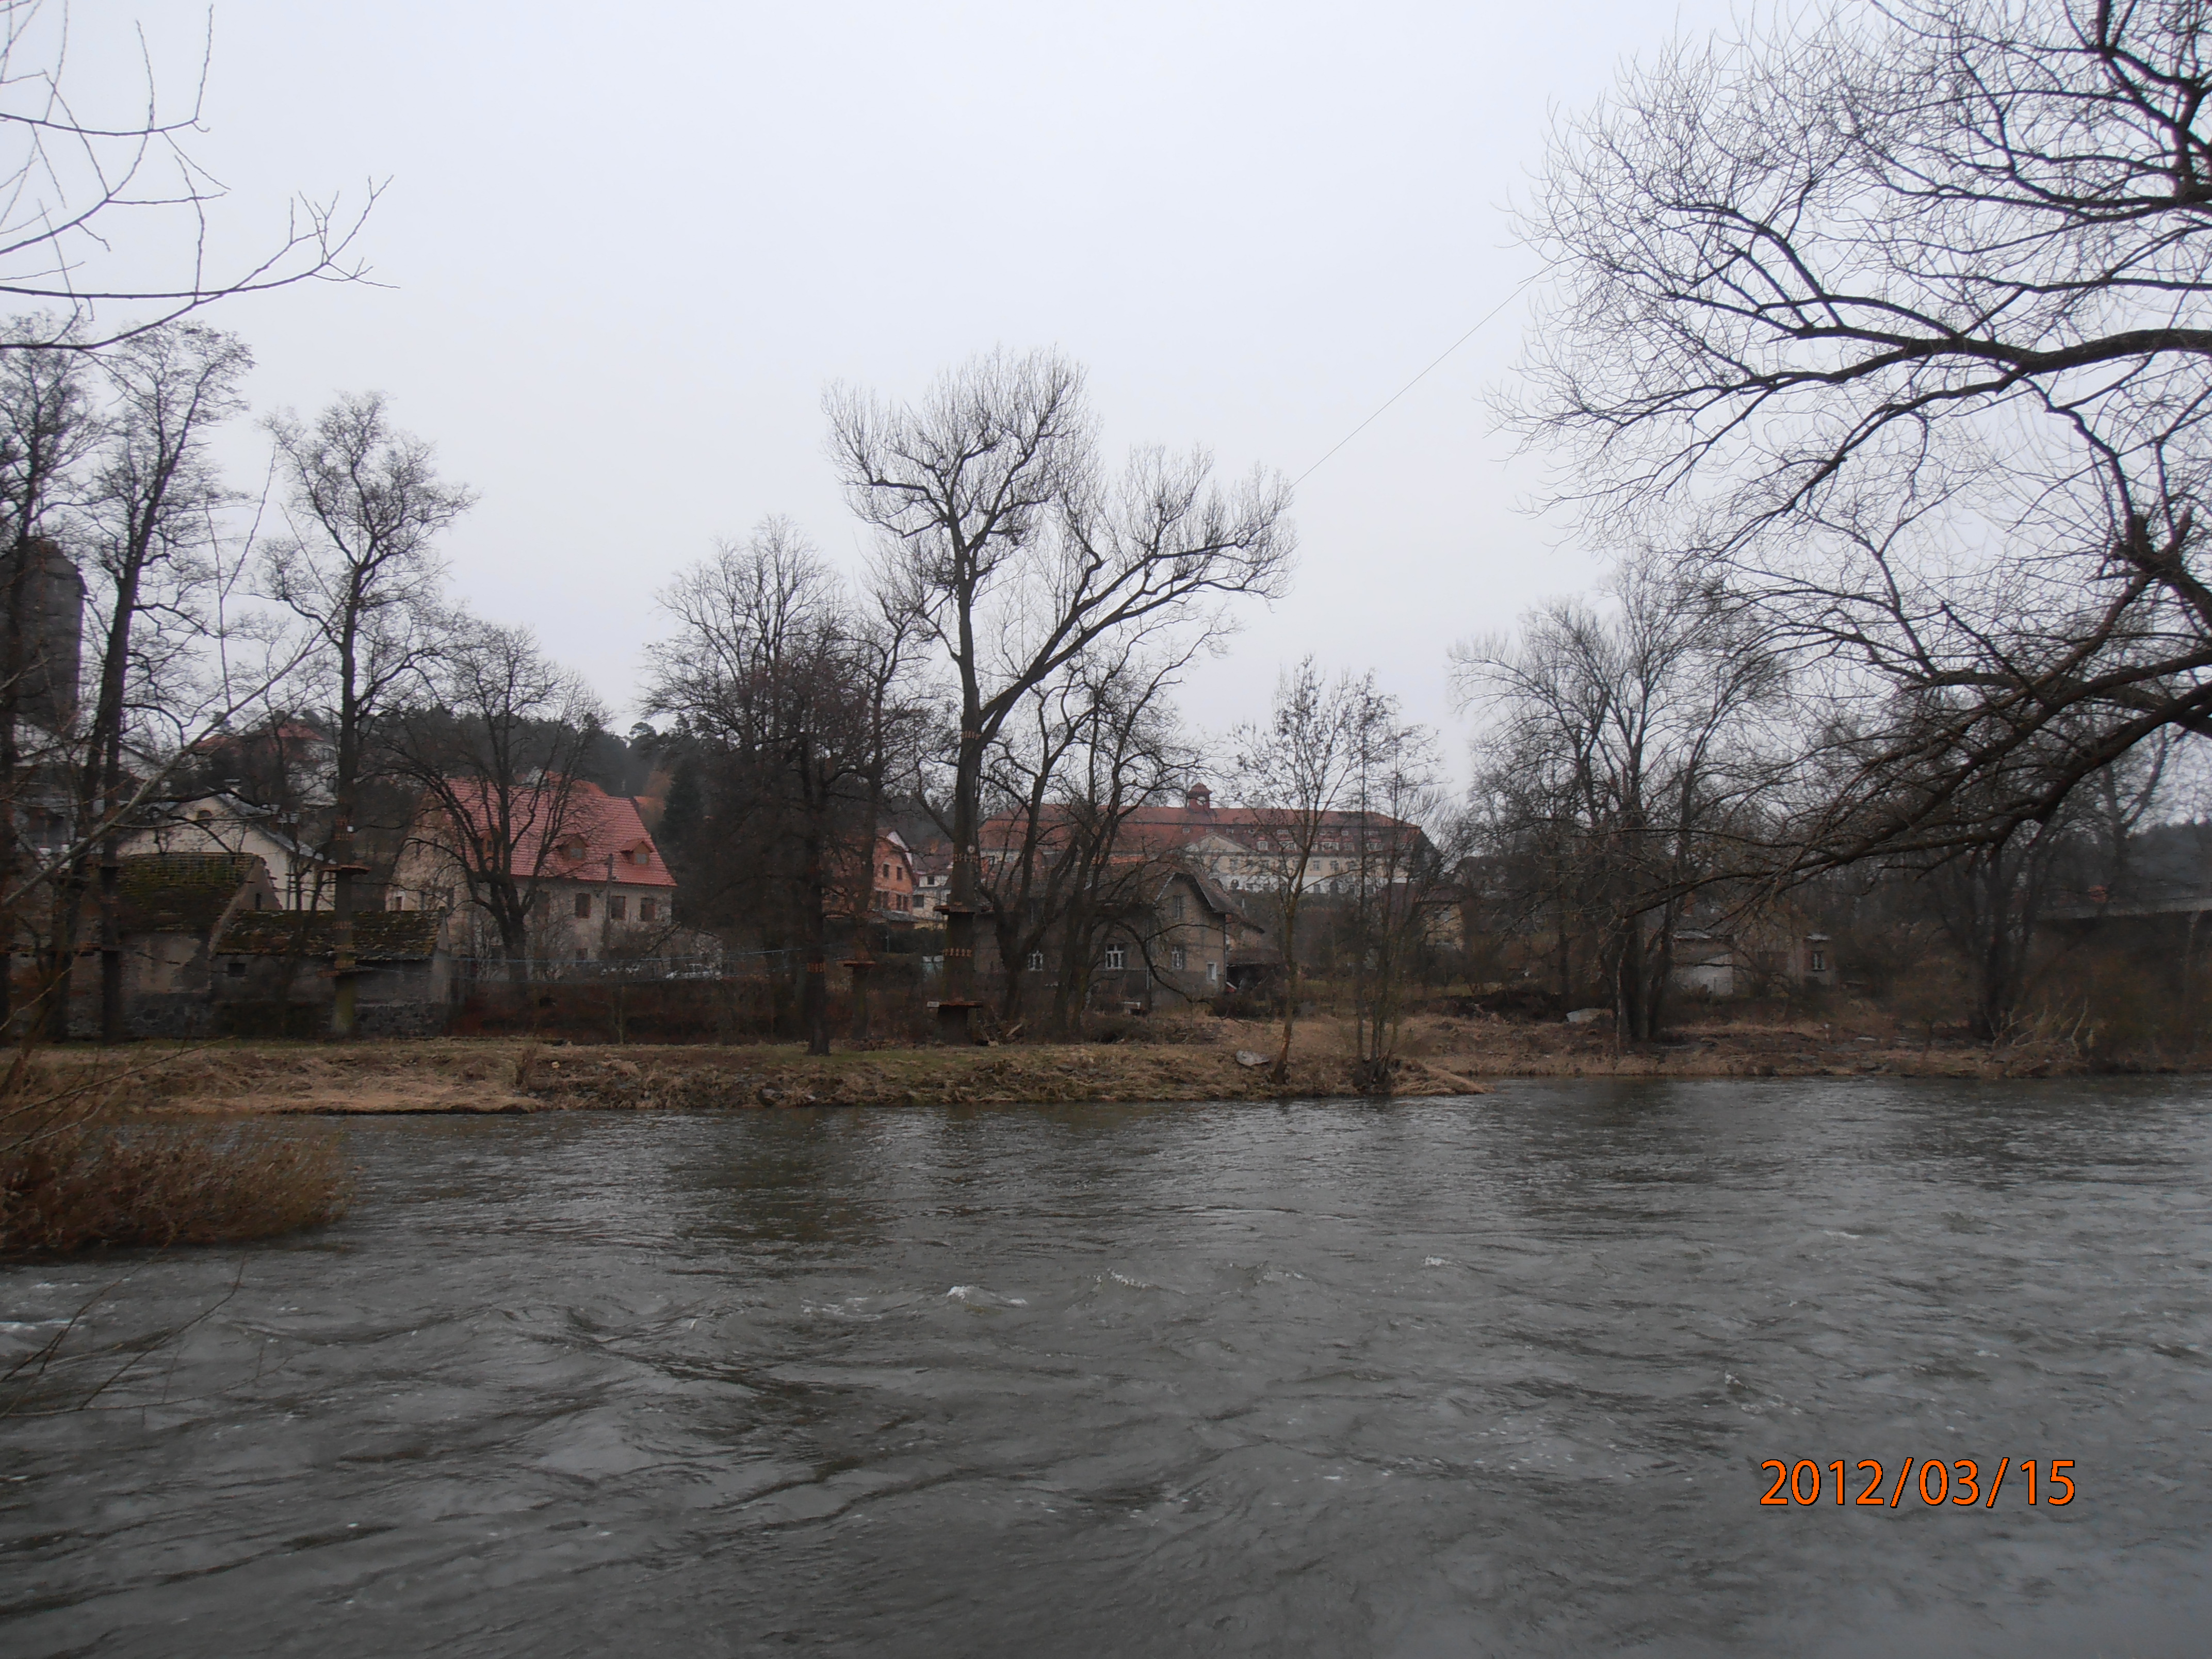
<box><xmin>73</xmin><ymin>0</ymin><xmax>1734</xmax><ymax>777</ymax></box>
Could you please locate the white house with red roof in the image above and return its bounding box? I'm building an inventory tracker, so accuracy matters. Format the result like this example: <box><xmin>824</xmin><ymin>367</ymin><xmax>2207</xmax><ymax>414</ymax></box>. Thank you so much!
<box><xmin>981</xmin><ymin>782</ymin><xmax>1430</xmax><ymax>898</ymax></box>
<box><xmin>391</xmin><ymin>778</ymin><xmax>678</xmax><ymax>961</ymax></box>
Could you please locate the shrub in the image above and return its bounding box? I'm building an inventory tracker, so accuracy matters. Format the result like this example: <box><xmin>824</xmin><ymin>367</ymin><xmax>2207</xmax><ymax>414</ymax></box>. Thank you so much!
<box><xmin>0</xmin><ymin>1059</ymin><xmax>348</xmax><ymax>1255</ymax></box>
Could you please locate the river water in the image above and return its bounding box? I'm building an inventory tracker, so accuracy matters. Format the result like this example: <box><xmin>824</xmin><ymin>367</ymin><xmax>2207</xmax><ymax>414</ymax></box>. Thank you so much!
<box><xmin>4</xmin><ymin>1079</ymin><xmax>2209</xmax><ymax>1656</ymax></box>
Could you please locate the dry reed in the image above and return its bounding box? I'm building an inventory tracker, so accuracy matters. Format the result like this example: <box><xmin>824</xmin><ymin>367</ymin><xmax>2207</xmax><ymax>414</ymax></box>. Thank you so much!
<box><xmin>0</xmin><ymin>1053</ymin><xmax>349</xmax><ymax>1255</ymax></box>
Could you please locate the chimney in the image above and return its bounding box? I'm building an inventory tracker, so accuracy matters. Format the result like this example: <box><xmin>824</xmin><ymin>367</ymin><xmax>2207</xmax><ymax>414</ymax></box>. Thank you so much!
<box><xmin>1186</xmin><ymin>783</ymin><xmax>1212</xmax><ymax>811</ymax></box>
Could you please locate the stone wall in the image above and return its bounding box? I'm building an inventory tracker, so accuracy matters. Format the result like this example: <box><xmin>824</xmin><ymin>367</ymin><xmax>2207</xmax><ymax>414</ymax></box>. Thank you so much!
<box><xmin>67</xmin><ymin>993</ymin><xmax>450</xmax><ymax>1041</ymax></box>
<box><xmin>355</xmin><ymin>1000</ymin><xmax>449</xmax><ymax>1039</ymax></box>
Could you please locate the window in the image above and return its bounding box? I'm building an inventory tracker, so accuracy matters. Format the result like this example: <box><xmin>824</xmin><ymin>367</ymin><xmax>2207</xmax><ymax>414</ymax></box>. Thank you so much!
<box><xmin>640</xmin><ymin>899</ymin><xmax>656</xmax><ymax>922</ymax></box>
<box><xmin>1173</xmin><ymin>896</ymin><xmax>1186</xmax><ymax>920</ymax></box>
<box><xmin>575</xmin><ymin>893</ymin><xmax>592</xmax><ymax>919</ymax></box>
<box><xmin>1809</xmin><ymin>949</ymin><xmax>1827</xmax><ymax>973</ymax></box>
<box><xmin>387</xmin><ymin>895</ymin><xmax>404</xmax><ymax>912</ymax></box>
<box><xmin>1207</xmin><ymin>961</ymin><xmax>1219</xmax><ymax>984</ymax></box>
<box><xmin>1027</xmin><ymin>950</ymin><xmax>1045</xmax><ymax>972</ymax></box>
<box><xmin>226</xmin><ymin>959</ymin><xmax>246</xmax><ymax>978</ymax></box>
<box><xmin>632</xmin><ymin>848</ymin><xmax>649</xmax><ymax>867</ymax></box>
<box><xmin>1170</xmin><ymin>946</ymin><xmax>1186</xmax><ymax>970</ymax></box>
<box><xmin>1103</xmin><ymin>945</ymin><xmax>1126</xmax><ymax>971</ymax></box>
<box><xmin>609</xmin><ymin>895</ymin><xmax>627</xmax><ymax>921</ymax></box>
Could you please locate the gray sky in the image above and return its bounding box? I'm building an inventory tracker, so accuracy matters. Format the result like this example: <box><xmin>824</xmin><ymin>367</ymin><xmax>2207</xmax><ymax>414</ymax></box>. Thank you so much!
<box><xmin>82</xmin><ymin>0</ymin><xmax>1734</xmax><ymax>772</ymax></box>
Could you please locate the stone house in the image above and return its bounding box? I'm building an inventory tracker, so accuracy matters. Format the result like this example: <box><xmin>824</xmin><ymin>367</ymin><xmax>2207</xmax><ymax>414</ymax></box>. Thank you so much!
<box><xmin>839</xmin><ymin>830</ymin><xmax>917</xmax><ymax>920</ymax></box>
<box><xmin>110</xmin><ymin>851</ymin><xmax>279</xmax><ymax>1003</ymax></box>
<box><xmin>83</xmin><ymin>851</ymin><xmax>452</xmax><ymax>1035</ymax></box>
<box><xmin>210</xmin><ymin>907</ymin><xmax>450</xmax><ymax>1033</ymax></box>
<box><xmin>909</xmin><ymin>841</ymin><xmax>952</xmax><ymax>920</ymax></box>
<box><xmin>1047</xmin><ymin>867</ymin><xmax>1273</xmax><ymax>1013</ymax></box>
<box><xmin>1669</xmin><ymin>924</ymin><xmax>1836</xmax><ymax>998</ymax></box>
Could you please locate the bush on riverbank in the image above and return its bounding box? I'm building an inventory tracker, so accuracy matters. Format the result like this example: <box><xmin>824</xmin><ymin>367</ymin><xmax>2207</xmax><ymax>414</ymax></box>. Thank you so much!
<box><xmin>1</xmin><ymin>1055</ymin><xmax>347</xmax><ymax>1254</ymax></box>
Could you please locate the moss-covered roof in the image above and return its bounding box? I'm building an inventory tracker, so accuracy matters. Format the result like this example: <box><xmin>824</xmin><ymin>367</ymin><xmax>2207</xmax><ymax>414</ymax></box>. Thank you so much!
<box><xmin>213</xmin><ymin>909</ymin><xmax>443</xmax><ymax>962</ymax></box>
<box><xmin>117</xmin><ymin>853</ymin><xmax>263</xmax><ymax>934</ymax></box>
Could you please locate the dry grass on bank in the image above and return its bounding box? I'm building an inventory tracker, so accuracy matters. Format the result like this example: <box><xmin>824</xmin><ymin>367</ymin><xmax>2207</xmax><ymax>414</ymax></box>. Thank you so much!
<box><xmin>19</xmin><ymin>998</ymin><xmax>2189</xmax><ymax>1132</ymax></box>
<box><xmin>0</xmin><ymin>1054</ymin><xmax>349</xmax><ymax>1255</ymax></box>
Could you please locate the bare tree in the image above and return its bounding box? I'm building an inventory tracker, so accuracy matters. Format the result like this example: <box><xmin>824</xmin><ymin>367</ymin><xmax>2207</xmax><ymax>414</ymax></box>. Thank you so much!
<box><xmin>0</xmin><ymin>322</ymin><xmax>92</xmax><ymax>1030</ymax></box>
<box><xmin>1511</xmin><ymin>0</ymin><xmax>2212</xmax><ymax>856</ymax></box>
<box><xmin>1039</xmin><ymin>649</ymin><xmax>1197</xmax><ymax>1037</ymax></box>
<box><xmin>61</xmin><ymin>320</ymin><xmax>248</xmax><ymax>1038</ymax></box>
<box><xmin>1231</xmin><ymin>657</ymin><xmax>1363</xmax><ymax>1083</ymax></box>
<box><xmin>1343</xmin><ymin>689</ymin><xmax>1445</xmax><ymax>1093</ymax></box>
<box><xmin>974</xmin><ymin>669</ymin><xmax>1091</xmax><ymax>1027</ymax></box>
<box><xmin>1913</xmin><ymin>816</ymin><xmax>2073</xmax><ymax>1042</ymax></box>
<box><xmin>0</xmin><ymin>1</ymin><xmax>376</xmax><ymax>352</ymax></box>
<box><xmin>840</xmin><ymin>584</ymin><xmax>929</xmax><ymax>1042</ymax></box>
<box><xmin>384</xmin><ymin>620</ymin><xmax>604</xmax><ymax>971</ymax></box>
<box><xmin>647</xmin><ymin>520</ymin><xmax>922</xmax><ymax>1055</ymax></box>
<box><xmin>828</xmin><ymin>348</ymin><xmax>1293</xmax><ymax>1035</ymax></box>
<box><xmin>1454</xmin><ymin>560</ymin><xmax>1792</xmax><ymax>1041</ymax></box>
<box><xmin>263</xmin><ymin>393</ymin><xmax>471</xmax><ymax>1036</ymax></box>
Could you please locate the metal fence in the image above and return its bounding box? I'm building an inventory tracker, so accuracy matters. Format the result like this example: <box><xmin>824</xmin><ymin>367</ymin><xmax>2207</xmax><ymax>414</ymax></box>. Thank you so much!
<box><xmin>450</xmin><ymin>950</ymin><xmax>808</xmax><ymax>986</ymax></box>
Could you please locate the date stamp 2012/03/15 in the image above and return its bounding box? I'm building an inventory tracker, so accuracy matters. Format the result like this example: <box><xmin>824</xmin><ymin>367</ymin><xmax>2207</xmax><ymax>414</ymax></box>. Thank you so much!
<box><xmin>1760</xmin><ymin>1458</ymin><xmax>2075</xmax><ymax>1508</ymax></box>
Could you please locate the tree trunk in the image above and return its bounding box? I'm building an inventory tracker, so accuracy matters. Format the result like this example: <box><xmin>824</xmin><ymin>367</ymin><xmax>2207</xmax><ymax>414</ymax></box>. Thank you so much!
<box><xmin>937</xmin><ymin>717</ymin><xmax>984</xmax><ymax>1040</ymax></box>
<box><xmin>802</xmin><ymin>815</ymin><xmax>831</xmax><ymax>1056</ymax></box>
<box><xmin>331</xmin><ymin>852</ymin><xmax>357</xmax><ymax>1037</ymax></box>
<box><xmin>97</xmin><ymin>834</ymin><xmax>120</xmax><ymax>1043</ymax></box>
<box><xmin>1272</xmin><ymin>893</ymin><xmax>1302</xmax><ymax>1086</ymax></box>
<box><xmin>0</xmin><ymin>536</ymin><xmax>29</xmax><ymax>1037</ymax></box>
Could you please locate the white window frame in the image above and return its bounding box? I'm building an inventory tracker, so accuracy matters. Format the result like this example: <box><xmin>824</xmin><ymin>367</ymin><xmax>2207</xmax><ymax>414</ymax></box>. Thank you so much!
<box><xmin>1103</xmin><ymin>945</ymin><xmax>1127</xmax><ymax>971</ymax></box>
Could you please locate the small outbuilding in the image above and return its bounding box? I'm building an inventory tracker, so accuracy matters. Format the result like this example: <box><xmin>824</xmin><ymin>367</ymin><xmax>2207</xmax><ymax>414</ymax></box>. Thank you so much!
<box><xmin>95</xmin><ymin>852</ymin><xmax>281</xmax><ymax>1035</ymax></box>
<box><xmin>211</xmin><ymin>908</ymin><xmax>452</xmax><ymax>1036</ymax></box>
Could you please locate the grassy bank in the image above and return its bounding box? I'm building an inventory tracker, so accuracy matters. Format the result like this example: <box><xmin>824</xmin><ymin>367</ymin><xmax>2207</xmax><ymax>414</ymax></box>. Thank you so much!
<box><xmin>43</xmin><ymin>1007</ymin><xmax>2168</xmax><ymax>1121</ymax></box>
<box><xmin>73</xmin><ymin>1034</ymin><xmax>1437</xmax><ymax>1115</ymax></box>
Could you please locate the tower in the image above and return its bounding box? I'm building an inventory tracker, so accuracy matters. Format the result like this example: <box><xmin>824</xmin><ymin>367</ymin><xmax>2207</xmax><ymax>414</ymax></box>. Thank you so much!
<box><xmin>0</xmin><ymin>536</ymin><xmax>84</xmax><ymax>733</ymax></box>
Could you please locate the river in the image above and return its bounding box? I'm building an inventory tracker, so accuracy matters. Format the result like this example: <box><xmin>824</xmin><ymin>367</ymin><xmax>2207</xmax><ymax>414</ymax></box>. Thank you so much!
<box><xmin>4</xmin><ymin>1079</ymin><xmax>2209</xmax><ymax>1656</ymax></box>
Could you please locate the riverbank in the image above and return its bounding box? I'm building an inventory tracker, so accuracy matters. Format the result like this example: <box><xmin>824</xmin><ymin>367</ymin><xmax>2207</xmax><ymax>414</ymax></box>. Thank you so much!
<box><xmin>54</xmin><ymin>1012</ymin><xmax>2167</xmax><ymax>1116</ymax></box>
<box><xmin>74</xmin><ymin>1036</ymin><xmax>1446</xmax><ymax>1115</ymax></box>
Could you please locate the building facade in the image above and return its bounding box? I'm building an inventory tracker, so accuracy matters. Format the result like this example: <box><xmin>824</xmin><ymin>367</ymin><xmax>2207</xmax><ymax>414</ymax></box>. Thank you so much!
<box><xmin>391</xmin><ymin>778</ymin><xmax>678</xmax><ymax>961</ymax></box>
<box><xmin>121</xmin><ymin>794</ymin><xmax>334</xmax><ymax>910</ymax></box>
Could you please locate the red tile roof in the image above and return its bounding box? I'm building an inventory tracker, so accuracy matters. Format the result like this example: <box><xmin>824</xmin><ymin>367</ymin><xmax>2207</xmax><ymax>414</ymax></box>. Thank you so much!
<box><xmin>982</xmin><ymin>803</ymin><xmax>1420</xmax><ymax>857</ymax></box>
<box><xmin>432</xmin><ymin>778</ymin><xmax>676</xmax><ymax>889</ymax></box>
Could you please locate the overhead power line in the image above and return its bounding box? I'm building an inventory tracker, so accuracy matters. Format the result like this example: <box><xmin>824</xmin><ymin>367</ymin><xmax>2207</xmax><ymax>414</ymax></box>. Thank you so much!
<box><xmin>1291</xmin><ymin>273</ymin><xmax>1539</xmax><ymax>489</ymax></box>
